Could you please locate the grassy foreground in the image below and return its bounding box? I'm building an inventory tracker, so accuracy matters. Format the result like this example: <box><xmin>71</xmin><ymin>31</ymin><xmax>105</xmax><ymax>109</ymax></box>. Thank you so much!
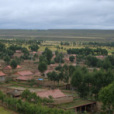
<box><xmin>0</xmin><ymin>106</ymin><xmax>15</xmax><ymax>114</ymax></box>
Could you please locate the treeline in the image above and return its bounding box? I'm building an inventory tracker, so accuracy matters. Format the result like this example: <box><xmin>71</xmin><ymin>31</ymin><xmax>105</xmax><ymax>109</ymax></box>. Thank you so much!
<box><xmin>71</xmin><ymin>67</ymin><xmax>114</xmax><ymax>99</ymax></box>
<box><xmin>0</xmin><ymin>42</ymin><xmax>40</xmax><ymax>64</ymax></box>
<box><xmin>0</xmin><ymin>39</ymin><xmax>42</xmax><ymax>45</ymax></box>
<box><xmin>47</xmin><ymin>64</ymin><xmax>75</xmax><ymax>86</ymax></box>
<box><xmin>0</xmin><ymin>90</ymin><xmax>73</xmax><ymax>114</ymax></box>
<box><xmin>67</xmin><ymin>47</ymin><xmax>108</xmax><ymax>55</ymax></box>
<box><xmin>86</xmin><ymin>55</ymin><xmax>114</xmax><ymax>69</ymax></box>
<box><xmin>85</xmin><ymin>42</ymin><xmax>114</xmax><ymax>47</ymax></box>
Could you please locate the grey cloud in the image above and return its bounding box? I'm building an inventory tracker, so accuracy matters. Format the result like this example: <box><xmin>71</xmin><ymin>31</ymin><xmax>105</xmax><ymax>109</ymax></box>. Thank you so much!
<box><xmin>0</xmin><ymin>0</ymin><xmax>114</xmax><ymax>29</ymax></box>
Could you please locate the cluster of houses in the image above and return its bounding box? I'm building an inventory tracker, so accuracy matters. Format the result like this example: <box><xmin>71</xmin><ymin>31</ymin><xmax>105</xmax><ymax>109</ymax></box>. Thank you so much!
<box><xmin>0</xmin><ymin>50</ymin><xmax>101</xmax><ymax>113</ymax></box>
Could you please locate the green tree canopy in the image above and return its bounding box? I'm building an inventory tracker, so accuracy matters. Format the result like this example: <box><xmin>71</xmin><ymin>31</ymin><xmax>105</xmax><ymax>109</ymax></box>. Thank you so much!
<box><xmin>29</xmin><ymin>44</ymin><xmax>39</xmax><ymax>51</ymax></box>
<box><xmin>38</xmin><ymin>62</ymin><xmax>47</xmax><ymax>73</ymax></box>
<box><xmin>4</xmin><ymin>55</ymin><xmax>10</xmax><ymax>65</ymax></box>
<box><xmin>69</xmin><ymin>56</ymin><xmax>75</xmax><ymax>62</ymax></box>
<box><xmin>10</xmin><ymin>60</ymin><xmax>17</xmax><ymax>69</ymax></box>
<box><xmin>99</xmin><ymin>82</ymin><xmax>114</xmax><ymax>113</ymax></box>
<box><xmin>43</xmin><ymin>47</ymin><xmax>53</xmax><ymax>64</ymax></box>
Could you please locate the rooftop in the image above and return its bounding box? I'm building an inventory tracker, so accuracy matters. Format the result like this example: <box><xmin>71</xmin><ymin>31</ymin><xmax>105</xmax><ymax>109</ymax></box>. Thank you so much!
<box><xmin>16</xmin><ymin>76</ymin><xmax>33</xmax><ymax>81</ymax></box>
<box><xmin>0</xmin><ymin>71</ymin><xmax>6</xmax><ymax>77</ymax></box>
<box><xmin>37</xmin><ymin>89</ymin><xmax>66</xmax><ymax>99</ymax></box>
<box><xmin>17</xmin><ymin>70</ymin><xmax>33</xmax><ymax>76</ymax></box>
<box><xmin>4</xmin><ymin>65</ymin><xmax>21</xmax><ymax>70</ymax></box>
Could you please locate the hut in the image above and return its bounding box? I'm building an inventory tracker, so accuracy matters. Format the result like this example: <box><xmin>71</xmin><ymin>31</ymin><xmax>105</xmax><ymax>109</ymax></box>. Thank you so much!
<box><xmin>16</xmin><ymin>76</ymin><xmax>33</xmax><ymax>81</ymax></box>
<box><xmin>0</xmin><ymin>71</ymin><xmax>6</xmax><ymax>82</ymax></box>
<box><xmin>37</xmin><ymin>89</ymin><xmax>73</xmax><ymax>104</ymax></box>
<box><xmin>17</xmin><ymin>70</ymin><xmax>33</xmax><ymax>76</ymax></box>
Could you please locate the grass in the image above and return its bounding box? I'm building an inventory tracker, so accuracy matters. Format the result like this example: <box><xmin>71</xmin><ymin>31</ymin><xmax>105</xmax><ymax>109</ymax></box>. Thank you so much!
<box><xmin>0</xmin><ymin>106</ymin><xmax>14</xmax><ymax>114</ymax></box>
<box><xmin>58</xmin><ymin>99</ymin><xmax>93</xmax><ymax>109</ymax></box>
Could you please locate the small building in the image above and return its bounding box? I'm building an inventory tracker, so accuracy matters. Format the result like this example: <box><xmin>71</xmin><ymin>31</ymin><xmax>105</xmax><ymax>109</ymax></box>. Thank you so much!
<box><xmin>16</xmin><ymin>76</ymin><xmax>33</xmax><ymax>81</ymax></box>
<box><xmin>17</xmin><ymin>70</ymin><xmax>33</xmax><ymax>76</ymax></box>
<box><xmin>0</xmin><ymin>71</ymin><xmax>6</xmax><ymax>82</ymax></box>
<box><xmin>7</xmin><ymin>89</ymin><xmax>22</xmax><ymax>97</ymax></box>
<box><xmin>4</xmin><ymin>65</ymin><xmax>12</xmax><ymax>70</ymax></box>
<box><xmin>4</xmin><ymin>65</ymin><xmax>21</xmax><ymax>70</ymax></box>
<box><xmin>13</xmin><ymin>50</ymin><xmax>23</xmax><ymax>58</ymax></box>
<box><xmin>37</xmin><ymin>89</ymin><xmax>73</xmax><ymax>104</ymax></box>
<box><xmin>71</xmin><ymin>102</ymin><xmax>97</xmax><ymax>113</ymax></box>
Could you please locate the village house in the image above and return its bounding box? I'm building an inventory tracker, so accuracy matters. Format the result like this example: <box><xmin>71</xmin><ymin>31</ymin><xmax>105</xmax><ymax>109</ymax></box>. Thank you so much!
<box><xmin>0</xmin><ymin>64</ymin><xmax>1</xmax><ymax>70</ymax></box>
<box><xmin>37</xmin><ymin>89</ymin><xmax>73</xmax><ymax>104</ymax></box>
<box><xmin>4</xmin><ymin>65</ymin><xmax>21</xmax><ymax>70</ymax></box>
<box><xmin>13</xmin><ymin>50</ymin><xmax>23</xmax><ymax>58</ymax></box>
<box><xmin>3</xmin><ymin>65</ymin><xmax>21</xmax><ymax>74</ymax></box>
<box><xmin>15</xmin><ymin>70</ymin><xmax>34</xmax><ymax>82</ymax></box>
<box><xmin>16</xmin><ymin>76</ymin><xmax>33</xmax><ymax>81</ymax></box>
<box><xmin>37</xmin><ymin>51</ymin><xmax>43</xmax><ymax>56</ymax></box>
<box><xmin>0</xmin><ymin>71</ymin><xmax>6</xmax><ymax>82</ymax></box>
<box><xmin>17</xmin><ymin>70</ymin><xmax>33</xmax><ymax>76</ymax></box>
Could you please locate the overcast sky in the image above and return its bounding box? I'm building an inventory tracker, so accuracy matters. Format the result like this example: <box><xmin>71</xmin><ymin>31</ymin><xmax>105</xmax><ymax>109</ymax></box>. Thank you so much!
<box><xmin>0</xmin><ymin>0</ymin><xmax>114</xmax><ymax>29</ymax></box>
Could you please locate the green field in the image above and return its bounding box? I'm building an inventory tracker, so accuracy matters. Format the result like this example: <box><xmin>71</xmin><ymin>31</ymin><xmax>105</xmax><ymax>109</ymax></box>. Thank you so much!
<box><xmin>0</xmin><ymin>29</ymin><xmax>114</xmax><ymax>42</ymax></box>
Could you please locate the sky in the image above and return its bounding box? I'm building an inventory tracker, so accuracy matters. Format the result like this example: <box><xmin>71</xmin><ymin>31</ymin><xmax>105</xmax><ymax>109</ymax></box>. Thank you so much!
<box><xmin>0</xmin><ymin>0</ymin><xmax>114</xmax><ymax>29</ymax></box>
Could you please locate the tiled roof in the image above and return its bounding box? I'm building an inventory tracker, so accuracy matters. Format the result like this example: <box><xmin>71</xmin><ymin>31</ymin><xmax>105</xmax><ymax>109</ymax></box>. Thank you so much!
<box><xmin>37</xmin><ymin>89</ymin><xmax>66</xmax><ymax>99</ymax></box>
<box><xmin>16</xmin><ymin>76</ymin><xmax>33</xmax><ymax>81</ymax></box>
<box><xmin>4</xmin><ymin>65</ymin><xmax>21</xmax><ymax>69</ymax></box>
<box><xmin>16</xmin><ymin>65</ymin><xmax>21</xmax><ymax>69</ymax></box>
<box><xmin>0</xmin><ymin>71</ymin><xmax>6</xmax><ymax>77</ymax></box>
<box><xmin>17</xmin><ymin>70</ymin><xmax>33</xmax><ymax>76</ymax></box>
<box><xmin>4</xmin><ymin>65</ymin><xmax>12</xmax><ymax>69</ymax></box>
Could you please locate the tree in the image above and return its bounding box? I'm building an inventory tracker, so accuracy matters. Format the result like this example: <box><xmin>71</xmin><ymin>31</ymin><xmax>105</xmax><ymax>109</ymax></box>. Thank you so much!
<box><xmin>0</xmin><ymin>42</ymin><xmax>5</xmax><ymax>52</ymax></box>
<box><xmin>102</xmin><ymin>59</ymin><xmax>112</xmax><ymax>70</ymax></box>
<box><xmin>39</xmin><ymin>55</ymin><xmax>48</xmax><ymax>64</ymax></box>
<box><xmin>29</xmin><ymin>44</ymin><xmax>39</xmax><ymax>51</ymax></box>
<box><xmin>54</xmin><ymin>53</ymin><xmax>64</xmax><ymax>63</ymax></box>
<box><xmin>91</xmin><ymin>69</ymin><xmax>114</xmax><ymax>99</ymax></box>
<box><xmin>43</xmin><ymin>48</ymin><xmax>53</xmax><ymax>64</ymax></box>
<box><xmin>86</xmin><ymin>56</ymin><xmax>99</xmax><ymax>67</ymax></box>
<box><xmin>69</xmin><ymin>56</ymin><xmax>75</xmax><ymax>62</ymax></box>
<box><xmin>47</xmin><ymin>71</ymin><xmax>61</xmax><ymax>86</ymax></box>
<box><xmin>38</xmin><ymin>62</ymin><xmax>47</xmax><ymax>74</ymax></box>
<box><xmin>71</xmin><ymin>67</ymin><xmax>89</xmax><ymax>98</ymax></box>
<box><xmin>10</xmin><ymin>60</ymin><xmax>17</xmax><ymax>69</ymax></box>
<box><xmin>55</xmin><ymin>64</ymin><xmax>62</xmax><ymax>71</ymax></box>
<box><xmin>99</xmin><ymin>82</ymin><xmax>114</xmax><ymax>113</ymax></box>
<box><xmin>4</xmin><ymin>56</ymin><xmax>10</xmax><ymax>64</ymax></box>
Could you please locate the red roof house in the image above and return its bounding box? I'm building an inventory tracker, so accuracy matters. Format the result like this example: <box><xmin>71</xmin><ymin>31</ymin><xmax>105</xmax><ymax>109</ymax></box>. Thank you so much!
<box><xmin>4</xmin><ymin>65</ymin><xmax>12</xmax><ymax>70</ymax></box>
<box><xmin>4</xmin><ymin>65</ymin><xmax>21</xmax><ymax>70</ymax></box>
<box><xmin>17</xmin><ymin>71</ymin><xmax>33</xmax><ymax>76</ymax></box>
<box><xmin>37</xmin><ymin>89</ymin><xmax>66</xmax><ymax>99</ymax></box>
<box><xmin>16</xmin><ymin>76</ymin><xmax>33</xmax><ymax>81</ymax></box>
<box><xmin>0</xmin><ymin>71</ymin><xmax>6</xmax><ymax>77</ymax></box>
<box><xmin>0</xmin><ymin>71</ymin><xmax>6</xmax><ymax>82</ymax></box>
